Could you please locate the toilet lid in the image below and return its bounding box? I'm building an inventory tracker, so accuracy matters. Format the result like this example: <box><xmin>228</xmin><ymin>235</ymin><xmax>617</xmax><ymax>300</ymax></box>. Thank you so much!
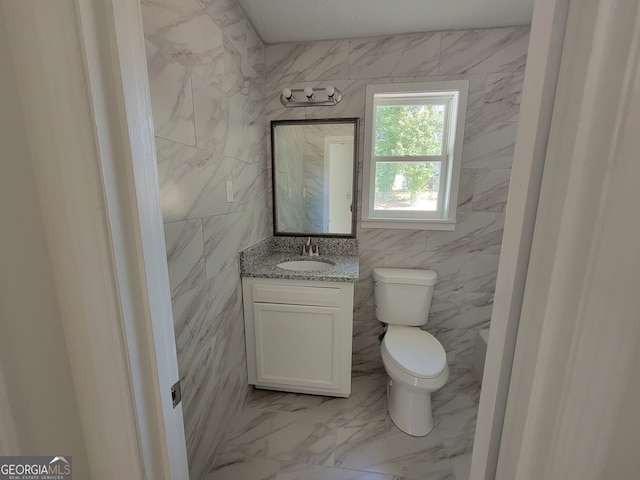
<box><xmin>384</xmin><ymin>327</ymin><xmax>447</xmax><ymax>379</ymax></box>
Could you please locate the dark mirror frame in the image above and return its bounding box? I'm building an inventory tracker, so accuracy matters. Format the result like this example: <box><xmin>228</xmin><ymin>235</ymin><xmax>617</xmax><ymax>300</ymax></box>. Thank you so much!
<box><xmin>271</xmin><ymin>118</ymin><xmax>359</xmax><ymax>238</ymax></box>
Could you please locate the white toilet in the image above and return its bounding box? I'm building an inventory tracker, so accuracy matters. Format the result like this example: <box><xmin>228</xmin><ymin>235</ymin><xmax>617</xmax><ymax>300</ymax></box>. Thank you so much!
<box><xmin>374</xmin><ymin>268</ymin><xmax>449</xmax><ymax>436</ymax></box>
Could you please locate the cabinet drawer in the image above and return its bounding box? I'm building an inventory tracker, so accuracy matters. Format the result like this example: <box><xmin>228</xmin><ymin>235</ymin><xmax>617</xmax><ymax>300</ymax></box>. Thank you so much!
<box><xmin>252</xmin><ymin>283</ymin><xmax>341</xmax><ymax>307</ymax></box>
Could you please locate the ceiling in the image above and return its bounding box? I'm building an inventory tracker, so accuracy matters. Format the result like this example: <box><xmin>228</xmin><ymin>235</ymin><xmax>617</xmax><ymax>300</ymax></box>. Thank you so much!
<box><xmin>236</xmin><ymin>0</ymin><xmax>535</xmax><ymax>44</ymax></box>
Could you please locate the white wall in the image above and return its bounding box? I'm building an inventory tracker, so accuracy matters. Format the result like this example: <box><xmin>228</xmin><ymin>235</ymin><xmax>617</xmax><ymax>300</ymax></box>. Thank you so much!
<box><xmin>0</xmin><ymin>5</ymin><xmax>89</xmax><ymax>476</ymax></box>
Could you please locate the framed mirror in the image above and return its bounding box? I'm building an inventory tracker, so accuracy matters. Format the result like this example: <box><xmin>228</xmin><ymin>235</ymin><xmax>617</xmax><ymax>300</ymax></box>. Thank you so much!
<box><xmin>271</xmin><ymin>118</ymin><xmax>359</xmax><ymax>237</ymax></box>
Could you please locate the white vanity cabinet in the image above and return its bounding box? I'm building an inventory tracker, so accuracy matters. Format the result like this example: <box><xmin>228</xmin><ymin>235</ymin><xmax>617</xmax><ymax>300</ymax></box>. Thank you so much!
<box><xmin>242</xmin><ymin>277</ymin><xmax>354</xmax><ymax>397</ymax></box>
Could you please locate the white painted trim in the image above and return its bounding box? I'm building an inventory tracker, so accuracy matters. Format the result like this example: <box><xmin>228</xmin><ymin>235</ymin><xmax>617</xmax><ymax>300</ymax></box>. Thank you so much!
<box><xmin>78</xmin><ymin>0</ymin><xmax>189</xmax><ymax>478</ymax></box>
<box><xmin>104</xmin><ymin>0</ymin><xmax>190</xmax><ymax>476</ymax></box>
<box><xmin>360</xmin><ymin>219</ymin><xmax>456</xmax><ymax>231</ymax></box>
<box><xmin>361</xmin><ymin>80</ymin><xmax>468</xmax><ymax>229</ymax></box>
<box><xmin>2</xmin><ymin>0</ymin><xmax>188</xmax><ymax>478</ymax></box>
<box><xmin>470</xmin><ymin>0</ymin><xmax>569</xmax><ymax>479</ymax></box>
<box><xmin>495</xmin><ymin>0</ymin><xmax>640</xmax><ymax>477</ymax></box>
<box><xmin>2</xmin><ymin>2</ymin><xmax>147</xmax><ymax>477</ymax></box>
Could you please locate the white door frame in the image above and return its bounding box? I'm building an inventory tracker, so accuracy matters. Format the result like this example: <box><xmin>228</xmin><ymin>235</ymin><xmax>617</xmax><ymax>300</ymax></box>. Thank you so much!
<box><xmin>7</xmin><ymin>0</ymin><xmax>637</xmax><ymax>477</ymax></box>
<box><xmin>323</xmin><ymin>136</ymin><xmax>354</xmax><ymax>233</ymax></box>
<box><xmin>2</xmin><ymin>0</ymin><xmax>188</xmax><ymax>478</ymax></box>
<box><xmin>470</xmin><ymin>0</ymin><xmax>570</xmax><ymax>478</ymax></box>
<box><xmin>475</xmin><ymin>0</ymin><xmax>640</xmax><ymax>478</ymax></box>
<box><xmin>496</xmin><ymin>0</ymin><xmax>640</xmax><ymax>477</ymax></box>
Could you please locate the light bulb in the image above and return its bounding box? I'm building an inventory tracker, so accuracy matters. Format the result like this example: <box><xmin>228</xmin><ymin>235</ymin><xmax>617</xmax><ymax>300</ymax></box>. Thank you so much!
<box><xmin>325</xmin><ymin>85</ymin><xmax>335</xmax><ymax>97</ymax></box>
<box><xmin>282</xmin><ymin>88</ymin><xmax>293</xmax><ymax>100</ymax></box>
<box><xmin>304</xmin><ymin>87</ymin><xmax>314</xmax><ymax>99</ymax></box>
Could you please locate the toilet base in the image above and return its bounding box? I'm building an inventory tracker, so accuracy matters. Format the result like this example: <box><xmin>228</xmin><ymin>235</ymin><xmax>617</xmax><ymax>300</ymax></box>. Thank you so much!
<box><xmin>386</xmin><ymin>377</ymin><xmax>434</xmax><ymax>437</ymax></box>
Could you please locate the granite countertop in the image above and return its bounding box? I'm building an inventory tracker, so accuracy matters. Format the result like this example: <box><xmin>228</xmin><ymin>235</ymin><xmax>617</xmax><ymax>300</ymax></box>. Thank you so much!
<box><xmin>241</xmin><ymin>252</ymin><xmax>359</xmax><ymax>283</ymax></box>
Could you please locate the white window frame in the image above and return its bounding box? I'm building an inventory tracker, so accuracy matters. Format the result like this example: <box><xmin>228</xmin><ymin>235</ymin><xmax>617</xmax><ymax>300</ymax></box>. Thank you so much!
<box><xmin>362</xmin><ymin>81</ymin><xmax>469</xmax><ymax>231</ymax></box>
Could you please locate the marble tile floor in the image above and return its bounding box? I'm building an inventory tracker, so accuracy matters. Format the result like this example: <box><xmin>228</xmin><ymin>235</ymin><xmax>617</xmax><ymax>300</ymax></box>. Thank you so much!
<box><xmin>206</xmin><ymin>367</ymin><xmax>481</xmax><ymax>480</ymax></box>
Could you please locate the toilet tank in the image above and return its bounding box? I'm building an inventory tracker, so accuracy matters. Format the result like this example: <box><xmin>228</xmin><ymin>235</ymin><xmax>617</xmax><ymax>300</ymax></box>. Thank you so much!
<box><xmin>373</xmin><ymin>268</ymin><xmax>437</xmax><ymax>326</ymax></box>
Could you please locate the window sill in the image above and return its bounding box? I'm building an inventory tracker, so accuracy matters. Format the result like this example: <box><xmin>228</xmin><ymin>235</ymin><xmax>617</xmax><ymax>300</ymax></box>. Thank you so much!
<box><xmin>360</xmin><ymin>219</ymin><xmax>456</xmax><ymax>231</ymax></box>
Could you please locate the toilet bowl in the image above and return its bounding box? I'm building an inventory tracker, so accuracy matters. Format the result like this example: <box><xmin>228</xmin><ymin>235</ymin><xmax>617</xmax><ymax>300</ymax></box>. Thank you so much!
<box><xmin>373</xmin><ymin>268</ymin><xmax>449</xmax><ymax>436</ymax></box>
<box><xmin>381</xmin><ymin>325</ymin><xmax>449</xmax><ymax>436</ymax></box>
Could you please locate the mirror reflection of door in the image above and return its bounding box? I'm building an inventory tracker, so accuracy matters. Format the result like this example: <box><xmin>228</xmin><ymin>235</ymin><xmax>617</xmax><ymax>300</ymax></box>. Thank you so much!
<box><xmin>271</xmin><ymin>118</ymin><xmax>358</xmax><ymax>237</ymax></box>
<box><xmin>324</xmin><ymin>136</ymin><xmax>353</xmax><ymax>233</ymax></box>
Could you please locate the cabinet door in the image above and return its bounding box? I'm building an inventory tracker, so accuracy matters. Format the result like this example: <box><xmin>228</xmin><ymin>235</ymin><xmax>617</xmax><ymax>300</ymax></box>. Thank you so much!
<box><xmin>253</xmin><ymin>302</ymin><xmax>341</xmax><ymax>391</ymax></box>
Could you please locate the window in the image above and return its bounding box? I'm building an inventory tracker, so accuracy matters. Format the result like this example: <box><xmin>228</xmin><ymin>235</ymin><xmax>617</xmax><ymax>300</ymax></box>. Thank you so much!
<box><xmin>362</xmin><ymin>81</ymin><xmax>468</xmax><ymax>230</ymax></box>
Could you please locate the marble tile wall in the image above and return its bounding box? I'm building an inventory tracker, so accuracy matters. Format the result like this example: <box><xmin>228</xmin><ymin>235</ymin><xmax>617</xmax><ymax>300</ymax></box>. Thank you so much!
<box><xmin>273</xmin><ymin>125</ymin><xmax>306</xmax><ymax>232</ymax></box>
<box><xmin>265</xmin><ymin>26</ymin><xmax>529</xmax><ymax>372</ymax></box>
<box><xmin>142</xmin><ymin>0</ymin><xmax>270</xmax><ymax>477</ymax></box>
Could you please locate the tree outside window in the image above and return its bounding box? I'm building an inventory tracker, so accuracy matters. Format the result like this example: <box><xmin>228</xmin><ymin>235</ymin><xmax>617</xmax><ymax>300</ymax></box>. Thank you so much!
<box><xmin>374</xmin><ymin>104</ymin><xmax>445</xmax><ymax>210</ymax></box>
<box><xmin>362</xmin><ymin>80</ymin><xmax>468</xmax><ymax>230</ymax></box>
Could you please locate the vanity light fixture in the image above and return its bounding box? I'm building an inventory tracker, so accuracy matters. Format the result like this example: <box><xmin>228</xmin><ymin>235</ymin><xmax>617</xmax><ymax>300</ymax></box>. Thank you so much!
<box><xmin>304</xmin><ymin>86</ymin><xmax>315</xmax><ymax>101</ymax></box>
<box><xmin>280</xmin><ymin>85</ymin><xmax>342</xmax><ymax>107</ymax></box>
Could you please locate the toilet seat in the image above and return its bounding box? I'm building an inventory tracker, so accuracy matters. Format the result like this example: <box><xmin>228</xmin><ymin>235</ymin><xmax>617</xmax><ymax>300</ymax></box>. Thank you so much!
<box><xmin>383</xmin><ymin>326</ymin><xmax>447</xmax><ymax>379</ymax></box>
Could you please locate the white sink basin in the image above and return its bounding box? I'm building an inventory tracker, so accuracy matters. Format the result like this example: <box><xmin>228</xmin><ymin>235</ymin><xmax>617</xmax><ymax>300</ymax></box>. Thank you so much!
<box><xmin>277</xmin><ymin>260</ymin><xmax>334</xmax><ymax>271</ymax></box>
